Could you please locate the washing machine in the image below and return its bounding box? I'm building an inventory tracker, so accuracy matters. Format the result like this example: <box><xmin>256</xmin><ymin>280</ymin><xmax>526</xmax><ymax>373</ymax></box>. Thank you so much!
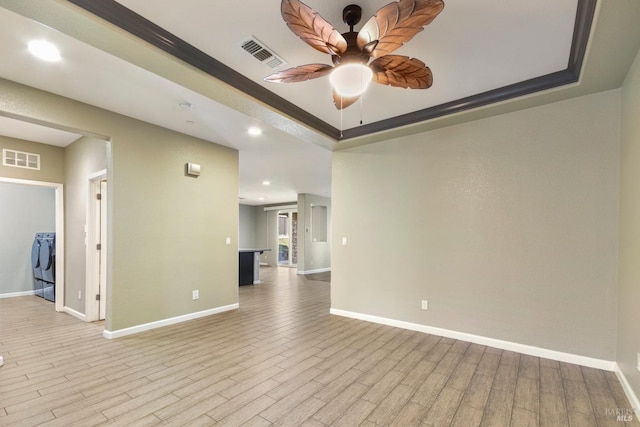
<box><xmin>39</xmin><ymin>233</ymin><xmax>56</xmax><ymax>302</ymax></box>
<box><xmin>31</xmin><ymin>233</ymin><xmax>45</xmax><ymax>298</ymax></box>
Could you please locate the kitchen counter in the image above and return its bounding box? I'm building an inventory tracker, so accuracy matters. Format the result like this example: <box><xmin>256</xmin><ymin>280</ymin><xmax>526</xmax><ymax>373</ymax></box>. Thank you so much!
<box><xmin>239</xmin><ymin>248</ymin><xmax>270</xmax><ymax>285</ymax></box>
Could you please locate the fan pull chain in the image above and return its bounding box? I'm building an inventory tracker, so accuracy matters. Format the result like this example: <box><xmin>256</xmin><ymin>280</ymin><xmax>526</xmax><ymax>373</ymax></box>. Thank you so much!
<box><xmin>359</xmin><ymin>67</ymin><xmax>365</xmax><ymax>125</ymax></box>
<box><xmin>340</xmin><ymin>96</ymin><xmax>344</xmax><ymax>138</ymax></box>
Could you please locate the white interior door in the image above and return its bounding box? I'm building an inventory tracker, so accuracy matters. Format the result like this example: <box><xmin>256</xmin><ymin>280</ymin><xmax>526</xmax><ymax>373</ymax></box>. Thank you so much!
<box><xmin>86</xmin><ymin>171</ymin><xmax>107</xmax><ymax>322</ymax></box>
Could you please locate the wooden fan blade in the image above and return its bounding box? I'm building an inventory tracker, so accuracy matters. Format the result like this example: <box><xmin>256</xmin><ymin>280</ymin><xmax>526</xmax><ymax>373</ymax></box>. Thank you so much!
<box><xmin>264</xmin><ymin>64</ymin><xmax>333</xmax><ymax>83</ymax></box>
<box><xmin>332</xmin><ymin>90</ymin><xmax>360</xmax><ymax>110</ymax></box>
<box><xmin>281</xmin><ymin>0</ymin><xmax>347</xmax><ymax>56</ymax></box>
<box><xmin>357</xmin><ymin>0</ymin><xmax>444</xmax><ymax>58</ymax></box>
<box><xmin>370</xmin><ymin>55</ymin><xmax>433</xmax><ymax>88</ymax></box>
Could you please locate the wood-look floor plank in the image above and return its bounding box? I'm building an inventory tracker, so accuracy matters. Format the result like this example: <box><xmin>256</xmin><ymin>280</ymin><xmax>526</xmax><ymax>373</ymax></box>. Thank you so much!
<box><xmin>513</xmin><ymin>376</ymin><xmax>539</xmax><ymax>414</ymax></box>
<box><xmin>480</xmin><ymin>388</ymin><xmax>514</xmax><ymax>427</ymax></box>
<box><xmin>461</xmin><ymin>373</ymin><xmax>495</xmax><ymax>411</ymax></box>
<box><xmin>366</xmin><ymin>383</ymin><xmax>415</xmax><ymax>426</ymax></box>
<box><xmin>331</xmin><ymin>399</ymin><xmax>377</xmax><ymax>427</ymax></box>
<box><xmin>510</xmin><ymin>407</ymin><xmax>538</xmax><ymax>427</ymax></box>
<box><xmin>451</xmin><ymin>405</ymin><xmax>484</xmax><ymax>427</ymax></box>
<box><xmin>539</xmin><ymin>392</ymin><xmax>569</xmax><ymax>427</ymax></box>
<box><xmin>273</xmin><ymin>397</ymin><xmax>326</xmax><ymax>427</ymax></box>
<box><xmin>312</xmin><ymin>382</ymin><xmax>368</xmax><ymax>425</ymax></box>
<box><xmin>422</xmin><ymin>386</ymin><xmax>463</xmax><ymax>426</ymax></box>
<box><xmin>389</xmin><ymin>402</ymin><xmax>428</xmax><ymax>427</ymax></box>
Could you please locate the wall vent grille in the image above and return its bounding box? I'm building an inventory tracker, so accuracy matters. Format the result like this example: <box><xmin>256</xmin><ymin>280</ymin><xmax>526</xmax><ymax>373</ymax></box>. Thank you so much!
<box><xmin>240</xmin><ymin>36</ymin><xmax>286</xmax><ymax>69</ymax></box>
<box><xmin>2</xmin><ymin>149</ymin><xmax>40</xmax><ymax>170</ymax></box>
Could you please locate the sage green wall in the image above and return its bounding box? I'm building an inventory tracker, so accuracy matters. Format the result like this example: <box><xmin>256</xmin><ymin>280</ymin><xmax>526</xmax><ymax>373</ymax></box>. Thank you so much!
<box><xmin>0</xmin><ymin>135</ymin><xmax>64</xmax><ymax>183</ymax></box>
<box><xmin>255</xmin><ymin>207</ymin><xmax>270</xmax><ymax>265</ymax></box>
<box><xmin>332</xmin><ymin>90</ymin><xmax>620</xmax><ymax>360</ymax></box>
<box><xmin>0</xmin><ymin>183</ymin><xmax>55</xmax><ymax>295</ymax></box>
<box><xmin>0</xmin><ymin>78</ymin><xmax>239</xmax><ymax>332</ymax></box>
<box><xmin>618</xmin><ymin>45</ymin><xmax>640</xmax><ymax>402</ymax></box>
<box><xmin>297</xmin><ymin>194</ymin><xmax>331</xmax><ymax>273</ymax></box>
<box><xmin>239</xmin><ymin>204</ymin><xmax>258</xmax><ymax>248</ymax></box>
<box><xmin>64</xmin><ymin>137</ymin><xmax>107</xmax><ymax>314</ymax></box>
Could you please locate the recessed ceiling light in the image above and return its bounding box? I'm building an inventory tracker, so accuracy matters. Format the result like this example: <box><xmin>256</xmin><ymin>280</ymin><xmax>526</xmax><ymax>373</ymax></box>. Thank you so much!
<box><xmin>262</xmin><ymin>180</ymin><xmax>271</xmax><ymax>186</ymax></box>
<box><xmin>248</xmin><ymin>127</ymin><xmax>262</xmax><ymax>136</ymax></box>
<box><xmin>28</xmin><ymin>39</ymin><xmax>61</xmax><ymax>62</ymax></box>
<box><xmin>179</xmin><ymin>102</ymin><xmax>194</xmax><ymax>111</ymax></box>
<box><xmin>258</xmin><ymin>197</ymin><xmax>265</xmax><ymax>201</ymax></box>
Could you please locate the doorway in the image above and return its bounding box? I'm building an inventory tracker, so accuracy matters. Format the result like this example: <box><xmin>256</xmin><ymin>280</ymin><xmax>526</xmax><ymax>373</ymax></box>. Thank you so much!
<box><xmin>277</xmin><ymin>210</ymin><xmax>298</xmax><ymax>267</ymax></box>
<box><xmin>0</xmin><ymin>177</ymin><xmax>64</xmax><ymax>312</ymax></box>
<box><xmin>86</xmin><ymin>171</ymin><xmax>107</xmax><ymax>321</ymax></box>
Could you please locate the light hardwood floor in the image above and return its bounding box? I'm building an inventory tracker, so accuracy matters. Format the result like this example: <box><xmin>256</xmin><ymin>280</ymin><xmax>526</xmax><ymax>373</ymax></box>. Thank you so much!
<box><xmin>1</xmin><ymin>267</ymin><xmax>638</xmax><ymax>426</ymax></box>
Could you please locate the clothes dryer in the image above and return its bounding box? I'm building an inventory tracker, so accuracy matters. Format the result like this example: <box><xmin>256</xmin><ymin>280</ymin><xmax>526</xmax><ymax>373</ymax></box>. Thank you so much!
<box><xmin>39</xmin><ymin>233</ymin><xmax>56</xmax><ymax>302</ymax></box>
<box><xmin>31</xmin><ymin>233</ymin><xmax>45</xmax><ymax>298</ymax></box>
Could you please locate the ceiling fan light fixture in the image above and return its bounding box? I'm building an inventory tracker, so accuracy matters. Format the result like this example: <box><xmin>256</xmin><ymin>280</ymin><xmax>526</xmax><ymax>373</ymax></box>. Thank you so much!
<box><xmin>329</xmin><ymin>63</ymin><xmax>373</xmax><ymax>98</ymax></box>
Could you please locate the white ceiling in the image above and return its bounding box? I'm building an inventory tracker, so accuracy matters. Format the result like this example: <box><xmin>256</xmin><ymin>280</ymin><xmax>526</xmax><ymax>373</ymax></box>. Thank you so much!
<box><xmin>0</xmin><ymin>4</ymin><xmax>331</xmax><ymax>205</ymax></box>
<box><xmin>1</xmin><ymin>1</ymin><xmax>639</xmax><ymax>205</ymax></box>
<box><xmin>116</xmin><ymin>0</ymin><xmax>577</xmax><ymax>129</ymax></box>
<box><xmin>0</xmin><ymin>116</ymin><xmax>82</xmax><ymax>147</ymax></box>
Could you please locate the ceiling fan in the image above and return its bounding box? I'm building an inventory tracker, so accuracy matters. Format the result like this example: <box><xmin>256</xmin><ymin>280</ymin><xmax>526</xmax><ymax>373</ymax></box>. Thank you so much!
<box><xmin>264</xmin><ymin>0</ymin><xmax>445</xmax><ymax>110</ymax></box>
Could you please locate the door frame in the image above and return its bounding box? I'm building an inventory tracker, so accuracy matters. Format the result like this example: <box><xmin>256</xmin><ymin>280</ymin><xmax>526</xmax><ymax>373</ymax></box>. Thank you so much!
<box><xmin>277</xmin><ymin>208</ymin><xmax>298</xmax><ymax>267</ymax></box>
<box><xmin>0</xmin><ymin>177</ymin><xmax>64</xmax><ymax>313</ymax></box>
<box><xmin>85</xmin><ymin>170</ymin><xmax>107</xmax><ymax>322</ymax></box>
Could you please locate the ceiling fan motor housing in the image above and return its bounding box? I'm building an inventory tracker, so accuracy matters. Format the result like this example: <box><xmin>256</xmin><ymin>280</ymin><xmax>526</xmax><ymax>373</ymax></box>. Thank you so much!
<box><xmin>332</xmin><ymin>31</ymin><xmax>370</xmax><ymax>66</ymax></box>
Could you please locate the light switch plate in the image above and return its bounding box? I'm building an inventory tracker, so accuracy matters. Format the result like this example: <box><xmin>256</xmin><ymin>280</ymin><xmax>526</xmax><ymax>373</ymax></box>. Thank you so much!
<box><xmin>225</xmin><ymin>237</ymin><xmax>231</xmax><ymax>246</ymax></box>
<box><xmin>342</xmin><ymin>237</ymin><xmax>348</xmax><ymax>246</ymax></box>
<box><xmin>192</xmin><ymin>290</ymin><xmax>199</xmax><ymax>300</ymax></box>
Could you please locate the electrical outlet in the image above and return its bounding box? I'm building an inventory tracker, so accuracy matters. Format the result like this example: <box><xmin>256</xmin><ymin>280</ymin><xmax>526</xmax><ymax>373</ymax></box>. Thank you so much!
<box><xmin>78</xmin><ymin>290</ymin><xmax>82</xmax><ymax>300</ymax></box>
<box><xmin>421</xmin><ymin>300</ymin><xmax>428</xmax><ymax>310</ymax></box>
<box><xmin>342</xmin><ymin>237</ymin><xmax>348</xmax><ymax>246</ymax></box>
<box><xmin>192</xmin><ymin>290</ymin><xmax>199</xmax><ymax>300</ymax></box>
<box><xmin>637</xmin><ymin>352</ymin><xmax>640</xmax><ymax>372</ymax></box>
<box><xmin>225</xmin><ymin>237</ymin><xmax>231</xmax><ymax>246</ymax></box>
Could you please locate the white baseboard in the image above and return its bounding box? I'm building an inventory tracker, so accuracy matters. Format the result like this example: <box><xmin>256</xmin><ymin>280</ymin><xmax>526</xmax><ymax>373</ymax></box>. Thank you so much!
<box><xmin>103</xmin><ymin>303</ymin><xmax>239</xmax><ymax>339</ymax></box>
<box><xmin>63</xmin><ymin>306</ymin><xmax>87</xmax><ymax>322</ymax></box>
<box><xmin>0</xmin><ymin>290</ymin><xmax>36</xmax><ymax>299</ymax></box>
<box><xmin>615</xmin><ymin>365</ymin><xmax>640</xmax><ymax>412</ymax></box>
<box><xmin>330</xmin><ymin>308</ymin><xmax>616</xmax><ymax>372</ymax></box>
<box><xmin>298</xmin><ymin>268</ymin><xmax>331</xmax><ymax>275</ymax></box>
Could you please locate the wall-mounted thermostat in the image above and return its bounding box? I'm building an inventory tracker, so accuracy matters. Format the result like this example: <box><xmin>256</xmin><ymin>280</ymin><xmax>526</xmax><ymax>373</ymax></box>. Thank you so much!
<box><xmin>185</xmin><ymin>162</ymin><xmax>201</xmax><ymax>177</ymax></box>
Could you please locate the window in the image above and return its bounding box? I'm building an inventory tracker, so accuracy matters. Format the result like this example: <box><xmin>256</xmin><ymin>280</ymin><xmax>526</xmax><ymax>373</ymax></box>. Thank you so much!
<box><xmin>3</xmin><ymin>149</ymin><xmax>40</xmax><ymax>170</ymax></box>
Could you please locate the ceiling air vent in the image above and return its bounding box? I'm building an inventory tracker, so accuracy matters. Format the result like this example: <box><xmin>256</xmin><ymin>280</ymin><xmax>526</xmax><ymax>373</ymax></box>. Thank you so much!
<box><xmin>3</xmin><ymin>148</ymin><xmax>40</xmax><ymax>170</ymax></box>
<box><xmin>240</xmin><ymin>36</ymin><xmax>286</xmax><ymax>69</ymax></box>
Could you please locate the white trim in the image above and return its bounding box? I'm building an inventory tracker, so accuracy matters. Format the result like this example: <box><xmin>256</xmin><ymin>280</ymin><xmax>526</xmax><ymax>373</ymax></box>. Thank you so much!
<box><xmin>0</xmin><ymin>177</ymin><xmax>64</xmax><ymax>313</ymax></box>
<box><xmin>298</xmin><ymin>267</ymin><xmax>331</xmax><ymax>275</ymax></box>
<box><xmin>0</xmin><ymin>290</ymin><xmax>36</xmax><ymax>299</ymax></box>
<box><xmin>615</xmin><ymin>364</ymin><xmax>640</xmax><ymax>412</ymax></box>
<box><xmin>263</xmin><ymin>204</ymin><xmax>297</xmax><ymax>211</ymax></box>
<box><xmin>330</xmin><ymin>308</ymin><xmax>616</xmax><ymax>372</ymax></box>
<box><xmin>63</xmin><ymin>305</ymin><xmax>87</xmax><ymax>322</ymax></box>
<box><xmin>103</xmin><ymin>303</ymin><xmax>239</xmax><ymax>339</ymax></box>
